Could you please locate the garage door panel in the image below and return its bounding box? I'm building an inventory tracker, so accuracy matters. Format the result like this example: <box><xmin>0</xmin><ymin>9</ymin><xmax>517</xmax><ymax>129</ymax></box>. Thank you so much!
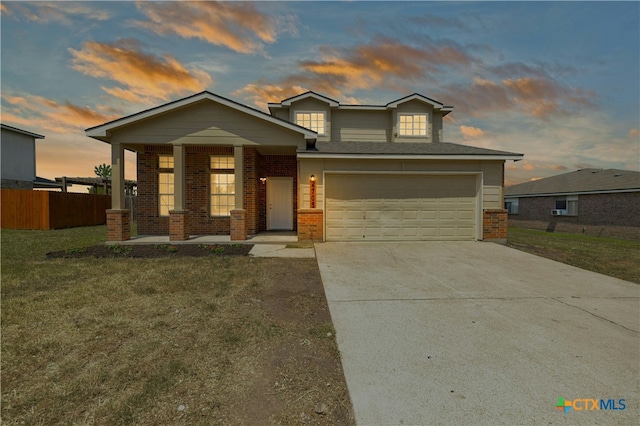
<box><xmin>325</xmin><ymin>174</ymin><xmax>477</xmax><ymax>241</ymax></box>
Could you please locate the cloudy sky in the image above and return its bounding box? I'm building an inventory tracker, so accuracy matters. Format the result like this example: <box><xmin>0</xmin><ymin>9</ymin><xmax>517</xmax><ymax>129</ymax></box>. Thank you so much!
<box><xmin>2</xmin><ymin>1</ymin><xmax>638</xmax><ymax>187</ymax></box>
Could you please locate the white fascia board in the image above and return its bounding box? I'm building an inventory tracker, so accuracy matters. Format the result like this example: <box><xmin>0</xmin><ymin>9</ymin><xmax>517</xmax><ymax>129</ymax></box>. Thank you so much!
<box><xmin>86</xmin><ymin>92</ymin><xmax>317</xmax><ymax>140</ymax></box>
<box><xmin>281</xmin><ymin>92</ymin><xmax>339</xmax><ymax>107</ymax></box>
<box><xmin>297</xmin><ymin>153</ymin><xmax>523</xmax><ymax>161</ymax></box>
<box><xmin>386</xmin><ymin>94</ymin><xmax>444</xmax><ymax>109</ymax></box>
<box><xmin>1</xmin><ymin>124</ymin><xmax>45</xmax><ymax>139</ymax></box>
<box><xmin>507</xmin><ymin>188</ymin><xmax>640</xmax><ymax>197</ymax></box>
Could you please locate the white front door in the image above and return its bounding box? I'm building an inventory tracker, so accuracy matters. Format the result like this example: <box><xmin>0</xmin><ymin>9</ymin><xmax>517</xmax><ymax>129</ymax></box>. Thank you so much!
<box><xmin>267</xmin><ymin>177</ymin><xmax>293</xmax><ymax>230</ymax></box>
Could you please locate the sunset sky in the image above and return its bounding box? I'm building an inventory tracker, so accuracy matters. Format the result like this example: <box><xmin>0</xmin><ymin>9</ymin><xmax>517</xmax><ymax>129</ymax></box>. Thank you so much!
<box><xmin>2</xmin><ymin>1</ymin><xmax>638</xmax><ymax>189</ymax></box>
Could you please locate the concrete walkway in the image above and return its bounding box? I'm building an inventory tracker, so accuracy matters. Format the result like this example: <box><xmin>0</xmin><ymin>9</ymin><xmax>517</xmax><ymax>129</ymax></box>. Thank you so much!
<box><xmin>108</xmin><ymin>233</ymin><xmax>315</xmax><ymax>258</ymax></box>
<box><xmin>315</xmin><ymin>241</ymin><xmax>639</xmax><ymax>425</ymax></box>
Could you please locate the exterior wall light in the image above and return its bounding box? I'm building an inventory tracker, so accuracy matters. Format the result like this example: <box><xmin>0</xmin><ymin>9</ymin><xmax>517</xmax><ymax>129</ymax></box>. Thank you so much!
<box><xmin>310</xmin><ymin>175</ymin><xmax>316</xmax><ymax>208</ymax></box>
<box><xmin>259</xmin><ymin>177</ymin><xmax>266</xmax><ymax>184</ymax></box>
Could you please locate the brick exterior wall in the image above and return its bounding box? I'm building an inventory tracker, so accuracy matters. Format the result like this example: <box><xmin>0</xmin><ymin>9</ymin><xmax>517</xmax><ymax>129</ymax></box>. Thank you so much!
<box><xmin>511</xmin><ymin>192</ymin><xmax>640</xmax><ymax>227</ymax></box>
<box><xmin>169</xmin><ymin>210</ymin><xmax>190</xmax><ymax>241</ymax></box>
<box><xmin>106</xmin><ymin>209</ymin><xmax>130</xmax><ymax>241</ymax></box>
<box><xmin>136</xmin><ymin>145</ymin><xmax>297</xmax><ymax>236</ymax></box>
<box><xmin>297</xmin><ymin>209</ymin><xmax>323</xmax><ymax>241</ymax></box>
<box><xmin>483</xmin><ymin>209</ymin><xmax>507</xmax><ymax>242</ymax></box>
<box><xmin>137</xmin><ymin>145</ymin><xmax>172</xmax><ymax>235</ymax></box>
<box><xmin>230</xmin><ymin>209</ymin><xmax>247</xmax><ymax>240</ymax></box>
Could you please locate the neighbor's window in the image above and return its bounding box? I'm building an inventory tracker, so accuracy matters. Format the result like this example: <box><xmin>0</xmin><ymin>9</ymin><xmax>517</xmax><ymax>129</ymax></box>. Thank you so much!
<box><xmin>398</xmin><ymin>113</ymin><xmax>427</xmax><ymax>136</ymax></box>
<box><xmin>554</xmin><ymin>195</ymin><xmax>578</xmax><ymax>216</ymax></box>
<box><xmin>158</xmin><ymin>155</ymin><xmax>174</xmax><ymax>217</ymax></box>
<box><xmin>295</xmin><ymin>112</ymin><xmax>325</xmax><ymax>135</ymax></box>
<box><xmin>210</xmin><ymin>155</ymin><xmax>235</xmax><ymax>216</ymax></box>
<box><xmin>504</xmin><ymin>198</ymin><xmax>519</xmax><ymax>214</ymax></box>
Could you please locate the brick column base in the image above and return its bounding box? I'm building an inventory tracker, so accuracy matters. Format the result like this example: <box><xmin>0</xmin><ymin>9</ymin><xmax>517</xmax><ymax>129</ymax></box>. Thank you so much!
<box><xmin>297</xmin><ymin>209</ymin><xmax>323</xmax><ymax>241</ymax></box>
<box><xmin>483</xmin><ymin>209</ymin><xmax>508</xmax><ymax>243</ymax></box>
<box><xmin>230</xmin><ymin>209</ymin><xmax>247</xmax><ymax>241</ymax></box>
<box><xmin>169</xmin><ymin>210</ymin><xmax>190</xmax><ymax>241</ymax></box>
<box><xmin>106</xmin><ymin>209</ymin><xmax>130</xmax><ymax>241</ymax></box>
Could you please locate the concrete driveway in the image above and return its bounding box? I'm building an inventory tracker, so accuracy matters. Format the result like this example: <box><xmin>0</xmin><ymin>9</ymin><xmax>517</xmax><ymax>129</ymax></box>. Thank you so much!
<box><xmin>315</xmin><ymin>242</ymin><xmax>639</xmax><ymax>425</ymax></box>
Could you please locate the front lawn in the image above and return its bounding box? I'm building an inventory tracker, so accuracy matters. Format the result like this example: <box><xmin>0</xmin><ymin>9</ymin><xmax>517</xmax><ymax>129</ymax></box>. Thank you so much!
<box><xmin>1</xmin><ymin>226</ymin><xmax>353</xmax><ymax>425</ymax></box>
<box><xmin>507</xmin><ymin>227</ymin><xmax>640</xmax><ymax>284</ymax></box>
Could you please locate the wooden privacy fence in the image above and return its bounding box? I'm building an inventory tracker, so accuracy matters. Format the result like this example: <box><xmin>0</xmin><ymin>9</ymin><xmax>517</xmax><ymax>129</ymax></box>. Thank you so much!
<box><xmin>1</xmin><ymin>189</ymin><xmax>111</xmax><ymax>230</ymax></box>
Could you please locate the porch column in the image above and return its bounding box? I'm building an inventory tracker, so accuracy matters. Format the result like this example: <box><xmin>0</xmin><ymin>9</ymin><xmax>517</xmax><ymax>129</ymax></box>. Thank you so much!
<box><xmin>107</xmin><ymin>143</ymin><xmax>130</xmax><ymax>241</ymax></box>
<box><xmin>111</xmin><ymin>143</ymin><xmax>125</xmax><ymax>209</ymax></box>
<box><xmin>169</xmin><ymin>144</ymin><xmax>190</xmax><ymax>241</ymax></box>
<box><xmin>173</xmin><ymin>144</ymin><xmax>186</xmax><ymax>210</ymax></box>
<box><xmin>234</xmin><ymin>146</ymin><xmax>244</xmax><ymax>209</ymax></box>
<box><xmin>230</xmin><ymin>145</ymin><xmax>247</xmax><ymax>240</ymax></box>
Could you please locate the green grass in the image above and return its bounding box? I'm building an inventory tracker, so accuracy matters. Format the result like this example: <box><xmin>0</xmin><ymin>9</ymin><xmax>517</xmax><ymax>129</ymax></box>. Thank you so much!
<box><xmin>1</xmin><ymin>226</ymin><xmax>352</xmax><ymax>425</ymax></box>
<box><xmin>508</xmin><ymin>227</ymin><xmax>640</xmax><ymax>283</ymax></box>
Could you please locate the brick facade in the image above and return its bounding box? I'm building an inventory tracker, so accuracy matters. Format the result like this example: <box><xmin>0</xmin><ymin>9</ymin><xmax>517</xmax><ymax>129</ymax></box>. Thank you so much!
<box><xmin>511</xmin><ymin>192</ymin><xmax>640</xmax><ymax>227</ymax></box>
<box><xmin>230</xmin><ymin>209</ymin><xmax>247</xmax><ymax>240</ymax></box>
<box><xmin>297</xmin><ymin>209</ymin><xmax>323</xmax><ymax>241</ymax></box>
<box><xmin>106</xmin><ymin>209</ymin><xmax>130</xmax><ymax>241</ymax></box>
<box><xmin>136</xmin><ymin>145</ymin><xmax>297</xmax><ymax>237</ymax></box>
<box><xmin>483</xmin><ymin>209</ymin><xmax>507</xmax><ymax>243</ymax></box>
<box><xmin>169</xmin><ymin>210</ymin><xmax>190</xmax><ymax>241</ymax></box>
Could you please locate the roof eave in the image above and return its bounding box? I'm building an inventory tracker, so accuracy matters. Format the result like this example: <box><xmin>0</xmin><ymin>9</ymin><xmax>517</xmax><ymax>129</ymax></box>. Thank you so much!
<box><xmin>85</xmin><ymin>91</ymin><xmax>317</xmax><ymax>142</ymax></box>
<box><xmin>297</xmin><ymin>152</ymin><xmax>524</xmax><ymax>161</ymax></box>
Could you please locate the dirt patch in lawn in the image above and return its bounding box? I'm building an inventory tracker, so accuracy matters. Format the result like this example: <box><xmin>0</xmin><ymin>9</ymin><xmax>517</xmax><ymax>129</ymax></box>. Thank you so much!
<box><xmin>3</xmin><ymin>236</ymin><xmax>354</xmax><ymax>424</ymax></box>
<box><xmin>45</xmin><ymin>243</ymin><xmax>253</xmax><ymax>259</ymax></box>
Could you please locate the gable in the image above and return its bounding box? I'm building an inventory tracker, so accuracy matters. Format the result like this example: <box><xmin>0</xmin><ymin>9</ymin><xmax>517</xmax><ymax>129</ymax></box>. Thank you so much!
<box><xmin>108</xmin><ymin>100</ymin><xmax>309</xmax><ymax>149</ymax></box>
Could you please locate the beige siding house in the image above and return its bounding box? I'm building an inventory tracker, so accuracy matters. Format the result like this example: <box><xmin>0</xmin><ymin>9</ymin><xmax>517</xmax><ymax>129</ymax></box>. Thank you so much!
<box><xmin>86</xmin><ymin>91</ymin><xmax>523</xmax><ymax>243</ymax></box>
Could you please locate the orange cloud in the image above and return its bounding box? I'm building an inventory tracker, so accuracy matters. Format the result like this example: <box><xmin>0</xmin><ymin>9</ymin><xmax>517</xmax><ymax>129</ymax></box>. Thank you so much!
<box><xmin>237</xmin><ymin>36</ymin><xmax>475</xmax><ymax>108</ymax></box>
<box><xmin>459</xmin><ymin>125</ymin><xmax>484</xmax><ymax>138</ymax></box>
<box><xmin>68</xmin><ymin>39</ymin><xmax>212</xmax><ymax>104</ymax></box>
<box><xmin>2</xmin><ymin>1</ymin><xmax>111</xmax><ymax>23</ymax></box>
<box><xmin>133</xmin><ymin>1</ymin><xmax>280</xmax><ymax>54</ymax></box>
<box><xmin>2</xmin><ymin>93</ymin><xmax>119</xmax><ymax>135</ymax></box>
<box><xmin>440</xmin><ymin>75</ymin><xmax>595</xmax><ymax>120</ymax></box>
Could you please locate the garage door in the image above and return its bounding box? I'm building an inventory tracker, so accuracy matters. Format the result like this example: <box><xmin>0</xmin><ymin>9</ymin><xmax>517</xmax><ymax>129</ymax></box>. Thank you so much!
<box><xmin>325</xmin><ymin>174</ymin><xmax>477</xmax><ymax>241</ymax></box>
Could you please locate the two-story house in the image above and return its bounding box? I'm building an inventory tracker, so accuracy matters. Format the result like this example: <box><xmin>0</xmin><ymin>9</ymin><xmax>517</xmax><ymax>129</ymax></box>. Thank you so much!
<box><xmin>86</xmin><ymin>91</ymin><xmax>522</xmax><ymax>242</ymax></box>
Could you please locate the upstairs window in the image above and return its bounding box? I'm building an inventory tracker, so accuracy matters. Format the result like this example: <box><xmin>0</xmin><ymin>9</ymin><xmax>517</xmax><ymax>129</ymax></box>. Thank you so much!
<box><xmin>210</xmin><ymin>155</ymin><xmax>235</xmax><ymax>216</ymax></box>
<box><xmin>158</xmin><ymin>155</ymin><xmax>174</xmax><ymax>217</ymax></box>
<box><xmin>398</xmin><ymin>113</ymin><xmax>427</xmax><ymax>137</ymax></box>
<box><xmin>295</xmin><ymin>112</ymin><xmax>325</xmax><ymax>135</ymax></box>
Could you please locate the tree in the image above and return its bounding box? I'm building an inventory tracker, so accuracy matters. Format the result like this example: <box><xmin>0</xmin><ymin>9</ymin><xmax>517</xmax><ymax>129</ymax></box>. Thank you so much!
<box><xmin>94</xmin><ymin>163</ymin><xmax>112</xmax><ymax>179</ymax></box>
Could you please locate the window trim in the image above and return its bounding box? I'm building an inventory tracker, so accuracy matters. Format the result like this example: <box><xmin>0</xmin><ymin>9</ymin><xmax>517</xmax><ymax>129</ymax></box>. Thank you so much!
<box><xmin>158</xmin><ymin>155</ymin><xmax>174</xmax><ymax>217</ymax></box>
<box><xmin>294</xmin><ymin>111</ymin><xmax>326</xmax><ymax>136</ymax></box>
<box><xmin>210</xmin><ymin>155</ymin><xmax>235</xmax><ymax>217</ymax></box>
<box><xmin>397</xmin><ymin>113</ymin><xmax>428</xmax><ymax>137</ymax></box>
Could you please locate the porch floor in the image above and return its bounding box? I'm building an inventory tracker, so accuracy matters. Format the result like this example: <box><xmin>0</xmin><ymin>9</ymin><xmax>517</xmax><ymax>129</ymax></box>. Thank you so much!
<box><xmin>113</xmin><ymin>231</ymin><xmax>298</xmax><ymax>245</ymax></box>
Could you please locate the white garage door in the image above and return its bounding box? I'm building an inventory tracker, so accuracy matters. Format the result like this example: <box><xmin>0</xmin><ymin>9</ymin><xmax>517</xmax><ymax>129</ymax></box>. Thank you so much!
<box><xmin>325</xmin><ymin>174</ymin><xmax>477</xmax><ymax>241</ymax></box>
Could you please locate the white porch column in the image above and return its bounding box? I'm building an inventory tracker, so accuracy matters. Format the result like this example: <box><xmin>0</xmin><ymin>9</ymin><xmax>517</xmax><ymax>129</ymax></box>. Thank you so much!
<box><xmin>234</xmin><ymin>146</ymin><xmax>244</xmax><ymax>209</ymax></box>
<box><xmin>111</xmin><ymin>143</ymin><xmax>125</xmax><ymax>209</ymax></box>
<box><xmin>173</xmin><ymin>145</ymin><xmax>186</xmax><ymax>210</ymax></box>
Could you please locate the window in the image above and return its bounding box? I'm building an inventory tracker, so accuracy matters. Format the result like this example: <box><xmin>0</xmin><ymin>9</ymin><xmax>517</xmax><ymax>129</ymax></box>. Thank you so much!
<box><xmin>554</xmin><ymin>195</ymin><xmax>578</xmax><ymax>216</ymax></box>
<box><xmin>504</xmin><ymin>198</ymin><xmax>519</xmax><ymax>214</ymax></box>
<box><xmin>210</xmin><ymin>156</ymin><xmax>235</xmax><ymax>216</ymax></box>
<box><xmin>295</xmin><ymin>112</ymin><xmax>325</xmax><ymax>135</ymax></box>
<box><xmin>158</xmin><ymin>155</ymin><xmax>174</xmax><ymax>216</ymax></box>
<box><xmin>398</xmin><ymin>113</ymin><xmax>427</xmax><ymax>136</ymax></box>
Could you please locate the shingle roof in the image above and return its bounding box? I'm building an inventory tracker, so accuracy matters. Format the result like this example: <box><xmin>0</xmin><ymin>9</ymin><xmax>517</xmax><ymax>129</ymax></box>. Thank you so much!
<box><xmin>299</xmin><ymin>141</ymin><xmax>523</xmax><ymax>158</ymax></box>
<box><xmin>505</xmin><ymin>168</ymin><xmax>640</xmax><ymax>196</ymax></box>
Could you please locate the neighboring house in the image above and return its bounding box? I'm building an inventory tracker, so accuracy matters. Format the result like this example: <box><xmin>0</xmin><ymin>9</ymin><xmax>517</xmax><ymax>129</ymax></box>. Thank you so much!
<box><xmin>1</xmin><ymin>124</ymin><xmax>45</xmax><ymax>189</ymax></box>
<box><xmin>505</xmin><ymin>168</ymin><xmax>640</xmax><ymax>227</ymax></box>
<box><xmin>86</xmin><ymin>91</ymin><xmax>523</xmax><ymax>242</ymax></box>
